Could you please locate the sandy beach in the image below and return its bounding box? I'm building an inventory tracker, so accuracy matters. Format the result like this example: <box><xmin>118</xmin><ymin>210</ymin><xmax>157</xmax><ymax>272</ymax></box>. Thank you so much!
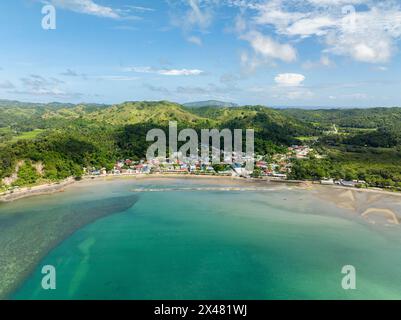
<box><xmin>310</xmin><ymin>184</ymin><xmax>401</xmax><ymax>225</ymax></box>
<box><xmin>2</xmin><ymin>173</ymin><xmax>401</xmax><ymax>203</ymax></box>
<box><xmin>0</xmin><ymin>178</ymin><xmax>77</xmax><ymax>202</ymax></box>
<box><xmin>1</xmin><ymin>173</ymin><xmax>400</xmax><ymax>229</ymax></box>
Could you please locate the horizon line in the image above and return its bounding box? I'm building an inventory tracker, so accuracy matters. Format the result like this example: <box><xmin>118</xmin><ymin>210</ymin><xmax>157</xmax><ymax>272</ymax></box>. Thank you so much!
<box><xmin>0</xmin><ymin>98</ymin><xmax>400</xmax><ymax>110</ymax></box>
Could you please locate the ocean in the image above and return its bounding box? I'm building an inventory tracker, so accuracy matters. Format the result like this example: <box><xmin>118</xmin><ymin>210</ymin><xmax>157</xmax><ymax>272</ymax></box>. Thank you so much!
<box><xmin>1</xmin><ymin>178</ymin><xmax>400</xmax><ymax>299</ymax></box>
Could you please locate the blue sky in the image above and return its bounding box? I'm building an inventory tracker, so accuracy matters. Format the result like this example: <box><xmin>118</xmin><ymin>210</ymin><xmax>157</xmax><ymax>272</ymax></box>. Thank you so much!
<box><xmin>1</xmin><ymin>0</ymin><xmax>401</xmax><ymax>107</ymax></box>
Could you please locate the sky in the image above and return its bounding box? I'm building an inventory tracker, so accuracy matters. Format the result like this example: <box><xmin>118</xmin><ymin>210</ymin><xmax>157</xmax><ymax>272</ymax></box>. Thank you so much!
<box><xmin>1</xmin><ymin>0</ymin><xmax>401</xmax><ymax>107</ymax></box>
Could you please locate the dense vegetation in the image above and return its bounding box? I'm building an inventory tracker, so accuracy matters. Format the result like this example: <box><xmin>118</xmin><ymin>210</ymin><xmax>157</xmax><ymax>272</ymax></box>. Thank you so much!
<box><xmin>0</xmin><ymin>100</ymin><xmax>400</xmax><ymax>190</ymax></box>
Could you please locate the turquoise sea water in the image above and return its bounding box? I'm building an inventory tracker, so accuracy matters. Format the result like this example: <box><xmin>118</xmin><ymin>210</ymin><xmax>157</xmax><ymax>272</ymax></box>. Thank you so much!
<box><xmin>2</xmin><ymin>178</ymin><xmax>401</xmax><ymax>299</ymax></box>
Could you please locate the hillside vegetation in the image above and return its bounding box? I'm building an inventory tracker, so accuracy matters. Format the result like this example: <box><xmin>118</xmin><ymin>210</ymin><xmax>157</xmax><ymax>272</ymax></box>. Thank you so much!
<box><xmin>0</xmin><ymin>101</ymin><xmax>400</xmax><ymax>190</ymax></box>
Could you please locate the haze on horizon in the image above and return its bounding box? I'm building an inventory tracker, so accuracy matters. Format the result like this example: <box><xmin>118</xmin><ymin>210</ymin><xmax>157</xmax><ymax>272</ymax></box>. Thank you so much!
<box><xmin>1</xmin><ymin>0</ymin><xmax>401</xmax><ymax>108</ymax></box>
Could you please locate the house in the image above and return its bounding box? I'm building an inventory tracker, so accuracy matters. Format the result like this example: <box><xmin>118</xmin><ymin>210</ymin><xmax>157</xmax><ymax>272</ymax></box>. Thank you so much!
<box><xmin>218</xmin><ymin>170</ymin><xmax>234</xmax><ymax>176</ymax></box>
<box><xmin>142</xmin><ymin>165</ymin><xmax>151</xmax><ymax>174</ymax></box>
<box><xmin>321</xmin><ymin>179</ymin><xmax>334</xmax><ymax>185</ymax></box>
<box><xmin>272</xmin><ymin>173</ymin><xmax>287</xmax><ymax>179</ymax></box>
<box><xmin>340</xmin><ymin>180</ymin><xmax>357</xmax><ymax>187</ymax></box>
<box><xmin>90</xmin><ymin>170</ymin><xmax>101</xmax><ymax>176</ymax></box>
<box><xmin>256</xmin><ymin>161</ymin><xmax>267</xmax><ymax>169</ymax></box>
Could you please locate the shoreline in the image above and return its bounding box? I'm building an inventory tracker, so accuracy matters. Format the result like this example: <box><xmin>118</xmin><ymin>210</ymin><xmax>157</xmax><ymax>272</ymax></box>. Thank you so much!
<box><xmin>1</xmin><ymin>174</ymin><xmax>400</xmax><ymax>299</ymax></box>
<box><xmin>1</xmin><ymin>173</ymin><xmax>401</xmax><ymax>203</ymax></box>
<box><xmin>0</xmin><ymin>177</ymin><xmax>77</xmax><ymax>203</ymax></box>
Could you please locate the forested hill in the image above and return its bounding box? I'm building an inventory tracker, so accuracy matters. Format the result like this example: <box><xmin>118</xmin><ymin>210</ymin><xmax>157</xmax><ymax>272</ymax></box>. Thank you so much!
<box><xmin>0</xmin><ymin>100</ymin><xmax>400</xmax><ymax>190</ymax></box>
<box><xmin>281</xmin><ymin>107</ymin><xmax>401</xmax><ymax>129</ymax></box>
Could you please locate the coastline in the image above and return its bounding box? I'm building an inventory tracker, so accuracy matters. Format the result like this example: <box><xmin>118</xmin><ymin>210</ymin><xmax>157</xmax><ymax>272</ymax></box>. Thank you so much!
<box><xmin>1</xmin><ymin>173</ymin><xmax>401</xmax><ymax>203</ymax></box>
<box><xmin>1</xmin><ymin>174</ymin><xmax>400</xmax><ymax>299</ymax></box>
<box><xmin>0</xmin><ymin>177</ymin><xmax>77</xmax><ymax>203</ymax></box>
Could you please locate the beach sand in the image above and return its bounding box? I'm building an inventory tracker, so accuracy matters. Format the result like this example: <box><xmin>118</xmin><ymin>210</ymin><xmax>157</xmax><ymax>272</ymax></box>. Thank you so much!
<box><xmin>311</xmin><ymin>184</ymin><xmax>401</xmax><ymax>226</ymax></box>
<box><xmin>0</xmin><ymin>178</ymin><xmax>76</xmax><ymax>202</ymax></box>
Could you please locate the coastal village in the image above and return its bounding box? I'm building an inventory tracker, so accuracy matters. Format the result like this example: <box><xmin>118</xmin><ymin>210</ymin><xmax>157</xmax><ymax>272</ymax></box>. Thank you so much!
<box><xmin>85</xmin><ymin>145</ymin><xmax>311</xmax><ymax>178</ymax></box>
<box><xmin>0</xmin><ymin>143</ymin><xmax>369</xmax><ymax>198</ymax></box>
<box><xmin>84</xmin><ymin>144</ymin><xmax>364</xmax><ymax>188</ymax></box>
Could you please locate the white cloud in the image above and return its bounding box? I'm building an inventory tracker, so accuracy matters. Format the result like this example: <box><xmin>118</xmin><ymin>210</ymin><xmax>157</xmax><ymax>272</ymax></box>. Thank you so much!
<box><xmin>187</xmin><ymin>0</ymin><xmax>213</xmax><ymax>29</ymax></box>
<box><xmin>248</xmin><ymin>0</ymin><xmax>401</xmax><ymax>63</ymax></box>
<box><xmin>124</xmin><ymin>5</ymin><xmax>154</xmax><ymax>12</ymax></box>
<box><xmin>187</xmin><ymin>36</ymin><xmax>203</xmax><ymax>46</ymax></box>
<box><xmin>48</xmin><ymin>0</ymin><xmax>121</xmax><ymax>19</ymax></box>
<box><xmin>159</xmin><ymin>69</ymin><xmax>204</xmax><ymax>76</ymax></box>
<box><xmin>286</xmin><ymin>16</ymin><xmax>336</xmax><ymax>37</ymax></box>
<box><xmin>168</xmin><ymin>0</ymin><xmax>401</xmax><ymax>64</ymax></box>
<box><xmin>126</xmin><ymin>66</ymin><xmax>204</xmax><ymax>76</ymax></box>
<box><xmin>302</xmin><ymin>55</ymin><xmax>334</xmax><ymax>69</ymax></box>
<box><xmin>241</xmin><ymin>30</ymin><xmax>297</xmax><ymax>62</ymax></box>
<box><xmin>169</xmin><ymin>0</ymin><xmax>214</xmax><ymax>31</ymax></box>
<box><xmin>275</xmin><ymin>73</ymin><xmax>305</xmax><ymax>86</ymax></box>
<box><xmin>307</xmin><ymin>0</ymin><xmax>367</xmax><ymax>6</ymax></box>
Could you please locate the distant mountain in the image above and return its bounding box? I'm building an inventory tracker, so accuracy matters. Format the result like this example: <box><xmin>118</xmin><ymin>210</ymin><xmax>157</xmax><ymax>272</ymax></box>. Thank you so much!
<box><xmin>183</xmin><ymin>100</ymin><xmax>239</xmax><ymax>108</ymax></box>
<box><xmin>0</xmin><ymin>99</ymin><xmax>109</xmax><ymax>110</ymax></box>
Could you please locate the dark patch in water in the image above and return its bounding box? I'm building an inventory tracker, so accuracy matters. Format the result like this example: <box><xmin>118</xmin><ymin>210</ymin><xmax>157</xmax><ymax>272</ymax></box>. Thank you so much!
<box><xmin>0</xmin><ymin>194</ymin><xmax>139</xmax><ymax>299</ymax></box>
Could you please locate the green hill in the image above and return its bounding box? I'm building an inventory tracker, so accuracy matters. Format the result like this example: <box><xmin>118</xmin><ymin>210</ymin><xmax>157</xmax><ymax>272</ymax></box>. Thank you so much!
<box><xmin>85</xmin><ymin>101</ymin><xmax>209</xmax><ymax>126</ymax></box>
<box><xmin>0</xmin><ymin>99</ymin><xmax>400</xmax><ymax>190</ymax></box>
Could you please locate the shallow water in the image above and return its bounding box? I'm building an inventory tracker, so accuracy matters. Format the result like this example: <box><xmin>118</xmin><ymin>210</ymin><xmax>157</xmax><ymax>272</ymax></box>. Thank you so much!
<box><xmin>2</xmin><ymin>178</ymin><xmax>401</xmax><ymax>299</ymax></box>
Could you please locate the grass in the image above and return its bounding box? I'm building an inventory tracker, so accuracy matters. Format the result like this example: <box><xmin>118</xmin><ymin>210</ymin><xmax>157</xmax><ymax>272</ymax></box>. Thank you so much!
<box><xmin>9</xmin><ymin>129</ymin><xmax>45</xmax><ymax>143</ymax></box>
<box><xmin>295</xmin><ymin>136</ymin><xmax>319</xmax><ymax>142</ymax></box>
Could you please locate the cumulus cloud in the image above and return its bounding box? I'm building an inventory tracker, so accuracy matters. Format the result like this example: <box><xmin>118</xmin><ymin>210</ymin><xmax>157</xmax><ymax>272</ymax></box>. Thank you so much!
<box><xmin>241</xmin><ymin>30</ymin><xmax>297</xmax><ymax>62</ymax></box>
<box><xmin>275</xmin><ymin>73</ymin><xmax>305</xmax><ymax>86</ymax></box>
<box><xmin>126</xmin><ymin>66</ymin><xmax>204</xmax><ymax>76</ymax></box>
<box><xmin>167</xmin><ymin>0</ymin><xmax>401</xmax><ymax>64</ymax></box>
<box><xmin>250</xmin><ymin>0</ymin><xmax>401</xmax><ymax>63</ymax></box>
